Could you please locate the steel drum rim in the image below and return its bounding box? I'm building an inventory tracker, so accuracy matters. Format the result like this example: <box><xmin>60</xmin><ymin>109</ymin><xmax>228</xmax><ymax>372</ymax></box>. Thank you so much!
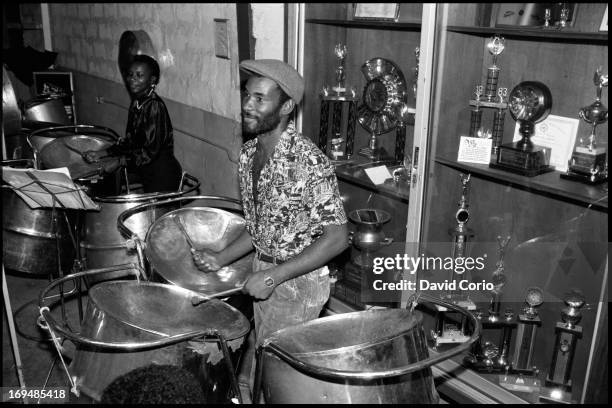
<box><xmin>89</xmin><ymin>280</ymin><xmax>250</xmax><ymax>341</ymax></box>
<box><xmin>289</xmin><ymin>312</ymin><xmax>423</xmax><ymax>358</ymax></box>
<box><xmin>144</xmin><ymin>206</ymin><xmax>245</xmax><ymax>244</ymax></box>
<box><xmin>264</xmin><ymin>308</ymin><xmax>420</xmax><ymax>351</ymax></box>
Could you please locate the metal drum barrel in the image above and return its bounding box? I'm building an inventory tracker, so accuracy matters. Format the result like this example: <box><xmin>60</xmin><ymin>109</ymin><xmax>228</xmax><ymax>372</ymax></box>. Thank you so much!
<box><xmin>80</xmin><ymin>174</ymin><xmax>200</xmax><ymax>277</ymax></box>
<box><xmin>255</xmin><ymin>296</ymin><xmax>481</xmax><ymax>404</ymax></box>
<box><xmin>2</xmin><ymin>160</ymin><xmax>77</xmax><ymax>277</ymax></box>
<box><xmin>39</xmin><ymin>275</ymin><xmax>249</xmax><ymax>403</ymax></box>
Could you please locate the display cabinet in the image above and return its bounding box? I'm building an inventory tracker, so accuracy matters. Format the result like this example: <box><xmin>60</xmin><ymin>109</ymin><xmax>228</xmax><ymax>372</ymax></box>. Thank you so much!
<box><xmin>300</xmin><ymin>3</ymin><xmax>607</xmax><ymax>404</ymax></box>
<box><xmin>417</xmin><ymin>3</ymin><xmax>608</xmax><ymax>404</ymax></box>
<box><xmin>301</xmin><ymin>3</ymin><xmax>423</xmax><ymax>309</ymax></box>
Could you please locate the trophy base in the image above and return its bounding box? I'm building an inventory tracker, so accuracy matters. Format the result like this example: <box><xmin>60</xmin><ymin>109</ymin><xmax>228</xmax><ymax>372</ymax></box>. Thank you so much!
<box><xmin>358</xmin><ymin>146</ymin><xmax>392</xmax><ymax>161</ymax></box>
<box><xmin>490</xmin><ymin>142</ymin><xmax>553</xmax><ymax>177</ymax></box>
<box><xmin>463</xmin><ymin>356</ymin><xmax>510</xmax><ymax>373</ymax></box>
<box><xmin>560</xmin><ymin>147</ymin><xmax>608</xmax><ymax>184</ymax></box>
<box><xmin>499</xmin><ymin>372</ymin><xmax>541</xmax><ymax>394</ymax></box>
<box><xmin>560</xmin><ymin>169</ymin><xmax>607</xmax><ymax>185</ymax></box>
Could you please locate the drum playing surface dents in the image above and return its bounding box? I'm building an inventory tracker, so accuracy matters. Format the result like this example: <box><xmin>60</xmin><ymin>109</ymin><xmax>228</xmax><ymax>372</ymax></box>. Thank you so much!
<box><xmin>146</xmin><ymin>208</ymin><xmax>253</xmax><ymax>295</ymax></box>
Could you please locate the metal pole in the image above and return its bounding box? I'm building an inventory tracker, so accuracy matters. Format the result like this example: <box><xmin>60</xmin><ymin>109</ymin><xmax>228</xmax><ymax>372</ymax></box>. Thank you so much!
<box><xmin>2</xmin><ymin>264</ymin><xmax>28</xmax><ymax>390</ymax></box>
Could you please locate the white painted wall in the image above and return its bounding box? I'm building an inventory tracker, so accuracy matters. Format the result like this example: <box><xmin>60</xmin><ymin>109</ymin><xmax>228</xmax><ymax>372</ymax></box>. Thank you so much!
<box><xmin>251</xmin><ymin>3</ymin><xmax>284</xmax><ymax>60</ymax></box>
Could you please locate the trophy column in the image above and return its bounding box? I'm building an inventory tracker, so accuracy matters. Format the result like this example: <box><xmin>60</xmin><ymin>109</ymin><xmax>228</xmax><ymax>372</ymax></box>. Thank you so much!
<box><xmin>431</xmin><ymin>173</ymin><xmax>476</xmax><ymax>348</ymax></box>
<box><xmin>544</xmin><ymin>292</ymin><xmax>585</xmax><ymax>392</ymax></box>
<box><xmin>464</xmin><ymin>235</ymin><xmax>517</xmax><ymax>372</ymax></box>
<box><xmin>561</xmin><ymin>67</ymin><xmax>608</xmax><ymax>184</ymax></box>
<box><xmin>318</xmin><ymin>43</ymin><xmax>357</xmax><ymax>161</ymax></box>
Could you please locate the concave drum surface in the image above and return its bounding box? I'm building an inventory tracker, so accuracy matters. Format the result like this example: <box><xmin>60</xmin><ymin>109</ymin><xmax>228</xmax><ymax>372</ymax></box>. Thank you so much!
<box><xmin>145</xmin><ymin>207</ymin><xmax>253</xmax><ymax>296</ymax></box>
<box><xmin>260</xmin><ymin>308</ymin><xmax>439</xmax><ymax>404</ymax></box>
<box><xmin>69</xmin><ymin>281</ymin><xmax>250</xmax><ymax>402</ymax></box>
<box><xmin>38</xmin><ymin>134</ymin><xmax>114</xmax><ymax>179</ymax></box>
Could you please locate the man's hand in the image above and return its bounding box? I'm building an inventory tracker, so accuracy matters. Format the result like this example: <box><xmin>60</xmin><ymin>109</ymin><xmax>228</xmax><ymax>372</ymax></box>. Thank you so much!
<box><xmin>101</xmin><ymin>157</ymin><xmax>121</xmax><ymax>173</ymax></box>
<box><xmin>83</xmin><ymin>150</ymin><xmax>106</xmax><ymax>164</ymax></box>
<box><xmin>191</xmin><ymin>248</ymin><xmax>223</xmax><ymax>272</ymax></box>
<box><xmin>244</xmin><ymin>271</ymin><xmax>276</xmax><ymax>300</ymax></box>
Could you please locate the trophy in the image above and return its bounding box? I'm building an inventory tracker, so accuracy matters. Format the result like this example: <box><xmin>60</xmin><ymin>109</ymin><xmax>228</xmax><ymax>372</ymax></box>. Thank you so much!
<box><xmin>543</xmin><ymin>8</ymin><xmax>552</xmax><ymax>27</ymax></box>
<box><xmin>431</xmin><ymin>174</ymin><xmax>476</xmax><ymax>348</ymax></box>
<box><xmin>357</xmin><ymin>58</ymin><xmax>409</xmax><ymax>161</ymax></box>
<box><xmin>561</xmin><ymin>68</ymin><xmax>608</xmax><ymax>184</ymax></box>
<box><xmin>464</xmin><ymin>235</ymin><xmax>517</xmax><ymax>372</ymax></box>
<box><xmin>557</xmin><ymin>3</ymin><xmax>571</xmax><ymax>28</ymax></box>
<box><xmin>512</xmin><ymin>287</ymin><xmax>544</xmax><ymax>372</ymax></box>
<box><xmin>490</xmin><ymin>81</ymin><xmax>554</xmax><ymax>176</ymax></box>
<box><xmin>468</xmin><ymin>36</ymin><xmax>508</xmax><ymax>157</ymax></box>
<box><xmin>485</xmin><ymin>36</ymin><xmax>505</xmax><ymax>102</ymax></box>
<box><xmin>319</xmin><ymin>44</ymin><xmax>357</xmax><ymax>158</ymax></box>
<box><xmin>545</xmin><ymin>291</ymin><xmax>585</xmax><ymax>391</ymax></box>
<box><xmin>498</xmin><ymin>287</ymin><xmax>544</xmax><ymax>394</ymax></box>
<box><xmin>333</xmin><ymin>44</ymin><xmax>347</xmax><ymax>95</ymax></box>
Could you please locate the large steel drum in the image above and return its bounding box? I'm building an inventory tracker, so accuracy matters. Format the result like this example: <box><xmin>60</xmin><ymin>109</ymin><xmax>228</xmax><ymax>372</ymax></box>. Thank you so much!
<box><xmin>81</xmin><ymin>174</ymin><xmax>200</xmax><ymax>277</ymax></box>
<box><xmin>2</xmin><ymin>159</ymin><xmax>77</xmax><ymax>277</ymax></box>
<box><xmin>254</xmin><ymin>295</ymin><xmax>481</xmax><ymax>404</ymax></box>
<box><xmin>145</xmin><ymin>206</ymin><xmax>252</xmax><ymax>296</ymax></box>
<box><xmin>23</xmin><ymin>96</ymin><xmax>70</xmax><ymax>125</ymax></box>
<box><xmin>39</xmin><ymin>272</ymin><xmax>249</xmax><ymax>403</ymax></box>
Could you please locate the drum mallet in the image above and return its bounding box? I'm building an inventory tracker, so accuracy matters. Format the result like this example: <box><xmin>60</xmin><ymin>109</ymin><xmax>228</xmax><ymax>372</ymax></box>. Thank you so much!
<box><xmin>191</xmin><ymin>286</ymin><xmax>244</xmax><ymax>306</ymax></box>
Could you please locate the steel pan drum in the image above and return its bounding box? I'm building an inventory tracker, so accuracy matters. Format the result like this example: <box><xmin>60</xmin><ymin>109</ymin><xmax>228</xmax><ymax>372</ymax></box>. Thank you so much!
<box><xmin>259</xmin><ymin>309</ymin><xmax>437</xmax><ymax>404</ymax></box>
<box><xmin>23</xmin><ymin>96</ymin><xmax>70</xmax><ymax>125</ymax></box>
<box><xmin>81</xmin><ymin>174</ymin><xmax>200</xmax><ymax>276</ymax></box>
<box><xmin>145</xmin><ymin>207</ymin><xmax>252</xmax><ymax>296</ymax></box>
<box><xmin>2</xmin><ymin>159</ymin><xmax>77</xmax><ymax>276</ymax></box>
<box><xmin>69</xmin><ymin>280</ymin><xmax>250</xmax><ymax>401</ymax></box>
<box><xmin>38</xmin><ymin>133</ymin><xmax>115</xmax><ymax>179</ymax></box>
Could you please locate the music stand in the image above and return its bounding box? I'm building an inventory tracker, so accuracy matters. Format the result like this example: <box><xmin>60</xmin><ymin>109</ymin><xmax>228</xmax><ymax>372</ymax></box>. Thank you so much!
<box><xmin>2</xmin><ymin>167</ymin><xmax>98</xmax><ymax>392</ymax></box>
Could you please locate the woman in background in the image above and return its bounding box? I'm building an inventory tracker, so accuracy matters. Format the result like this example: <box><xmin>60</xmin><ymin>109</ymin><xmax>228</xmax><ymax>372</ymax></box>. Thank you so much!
<box><xmin>85</xmin><ymin>54</ymin><xmax>182</xmax><ymax>193</ymax></box>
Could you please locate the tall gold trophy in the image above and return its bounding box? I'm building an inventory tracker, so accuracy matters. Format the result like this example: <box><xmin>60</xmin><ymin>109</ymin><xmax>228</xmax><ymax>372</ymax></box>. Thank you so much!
<box><xmin>561</xmin><ymin>67</ymin><xmax>608</xmax><ymax>184</ymax></box>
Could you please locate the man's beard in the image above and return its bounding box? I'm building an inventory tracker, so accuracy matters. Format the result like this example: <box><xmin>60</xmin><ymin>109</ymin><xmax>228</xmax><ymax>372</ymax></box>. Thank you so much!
<box><xmin>242</xmin><ymin>109</ymin><xmax>282</xmax><ymax>137</ymax></box>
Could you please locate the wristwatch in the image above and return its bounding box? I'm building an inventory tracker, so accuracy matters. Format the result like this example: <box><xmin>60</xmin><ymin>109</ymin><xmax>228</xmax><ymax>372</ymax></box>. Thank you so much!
<box><xmin>263</xmin><ymin>276</ymin><xmax>275</xmax><ymax>288</ymax></box>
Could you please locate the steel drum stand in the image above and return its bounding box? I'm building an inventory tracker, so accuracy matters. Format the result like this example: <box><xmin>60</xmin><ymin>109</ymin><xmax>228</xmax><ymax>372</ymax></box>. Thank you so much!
<box><xmin>10</xmin><ymin>171</ymin><xmax>89</xmax><ymax>323</ymax></box>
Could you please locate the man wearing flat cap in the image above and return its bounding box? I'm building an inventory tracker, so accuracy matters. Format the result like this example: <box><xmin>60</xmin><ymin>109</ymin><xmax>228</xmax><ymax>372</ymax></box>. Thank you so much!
<box><xmin>192</xmin><ymin>59</ymin><xmax>348</xmax><ymax>350</ymax></box>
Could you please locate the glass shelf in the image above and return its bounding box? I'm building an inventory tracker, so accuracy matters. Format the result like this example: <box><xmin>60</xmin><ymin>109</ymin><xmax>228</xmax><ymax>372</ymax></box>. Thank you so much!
<box><xmin>446</xmin><ymin>25</ymin><xmax>608</xmax><ymax>44</ymax></box>
<box><xmin>306</xmin><ymin>18</ymin><xmax>421</xmax><ymax>31</ymax></box>
<box><xmin>435</xmin><ymin>157</ymin><xmax>608</xmax><ymax>211</ymax></box>
<box><xmin>334</xmin><ymin>161</ymin><xmax>410</xmax><ymax>202</ymax></box>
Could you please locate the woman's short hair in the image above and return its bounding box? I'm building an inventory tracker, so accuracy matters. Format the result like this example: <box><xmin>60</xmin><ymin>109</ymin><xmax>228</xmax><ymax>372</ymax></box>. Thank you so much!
<box><xmin>132</xmin><ymin>54</ymin><xmax>161</xmax><ymax>84</ymax></box>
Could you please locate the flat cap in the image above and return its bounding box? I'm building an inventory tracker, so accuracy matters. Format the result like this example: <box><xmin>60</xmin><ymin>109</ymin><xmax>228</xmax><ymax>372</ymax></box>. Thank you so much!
<box><xmin>240</xmin><ymin>59</ymin><xmax>305</xmax><ymax>105</ymax></box>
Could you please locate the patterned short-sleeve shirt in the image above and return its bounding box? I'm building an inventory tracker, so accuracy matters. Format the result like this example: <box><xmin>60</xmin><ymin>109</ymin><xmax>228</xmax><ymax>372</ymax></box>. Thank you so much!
<box><xmin>238</xmin><ymin>122</ymin><xmax>347</xmax><ymax>261</ymax></box>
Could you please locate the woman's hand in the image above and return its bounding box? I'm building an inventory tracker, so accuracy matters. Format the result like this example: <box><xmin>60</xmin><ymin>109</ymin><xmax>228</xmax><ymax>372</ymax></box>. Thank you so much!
<box><xmin>191</xmin><ymin>248</ymin><xmax>223</xmax><ymax>272</ymax></box>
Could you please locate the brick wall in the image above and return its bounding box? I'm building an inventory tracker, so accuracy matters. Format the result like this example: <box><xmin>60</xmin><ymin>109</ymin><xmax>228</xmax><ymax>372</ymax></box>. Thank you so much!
<box><xmin>47</xmin><ymin>4</ymin><xmax>242</xmax><ymax>198</ymax></box>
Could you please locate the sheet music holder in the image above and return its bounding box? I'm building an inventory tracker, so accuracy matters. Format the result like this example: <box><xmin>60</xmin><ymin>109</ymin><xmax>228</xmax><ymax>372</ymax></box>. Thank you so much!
<box><xmin>2</xmin><ymin>166</ymin><xmax>99</xmax><ymax>211</ymax></box>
